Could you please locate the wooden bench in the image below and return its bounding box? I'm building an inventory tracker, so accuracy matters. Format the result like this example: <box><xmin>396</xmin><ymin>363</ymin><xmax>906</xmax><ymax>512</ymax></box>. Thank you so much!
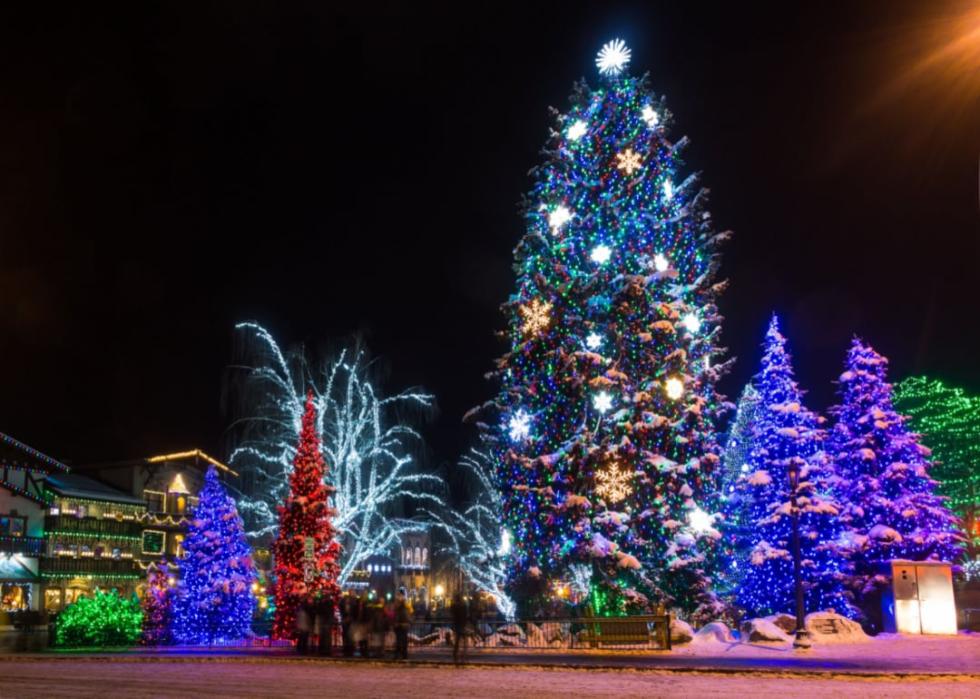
<box><xmin>582</xmin><ymin>615</ymin><xmax>671</xmax><ymax>650</ymax></box>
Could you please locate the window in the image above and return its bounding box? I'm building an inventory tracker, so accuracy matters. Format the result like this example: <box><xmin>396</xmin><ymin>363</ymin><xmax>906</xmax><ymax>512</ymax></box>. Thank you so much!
<box><xmin>142</xmin><ymin>530</ymin><xmax>165</xmax><ymax>555</ymax></box>
<box><xmin>0</xmin><ymin>514</ymin><xmax>27</xmax><ymax>537</ymax></box>
<box><xmin>414</xmin><ymin>546</ymin><xmax>421</xmax><ymax>566</ymax></box>
<box><xmin>173</xmin><ymin>533</ymin><xmax>185</xmax><ymax>558</ymax></box>
<box><xmin>144</xmin><ymin>490</ymin><xmax>165</xmax><ymax>513</ymax></box>
<box><xmin>175</xmin><ymin>495</ymin><xmax>186</xmax><ymax>514</ymax></box>
<box><xmin>44</xmin><ymin>588</ymin><xmax>63</xmax><ymax>612</ymax></box>
<box><xmin>0</xmin><ymin>583</ymin><xmax>29</xmax><ymax>611</ymax></box>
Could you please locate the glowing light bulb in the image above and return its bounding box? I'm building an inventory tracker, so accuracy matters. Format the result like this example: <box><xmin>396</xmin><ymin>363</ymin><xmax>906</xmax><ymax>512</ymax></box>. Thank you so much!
<box><xmin>688</xmin><ymin>507</ymin><xmax>713</xmax><ymax>534</ymax></box>
<box><xmin>682</xmin><ymin>313</ymin><xmax>701</xmax><ymax>333</ymax></box>
<box><xmin>590</xmin><ymin>244</ymin><xmax>612</xmax><ymax>264</ymax></box>
<box><xmin>641</xmin><ymin>105</ymin><xmax>659</xmax><ymax>128</ymax></box>
<box><xmin>594</xmin><ymin>391</ymin><xmax>613</xmax><ymax>414</ymax></box>
<box><xmin>508</xmin><ymin>410</ymin><xmax>531</xmax><ymax>442</ymax></box>
<box><xmin>586</xmin><ymin>333</ymin><xmax>603</xmax><ymax>350</ymax></box>
<box><xmin>596</xmin><ymin>39</ymin><xmax>631</xmax><ymax>76</ymax></box>
<box><xmin>549</xmin><ymin>205</ymin><xmax>573</xmax><ymax>232</ymax></box>
<box><xmin>740</xmin><ymin>464</ymin><xmax>750</xmax><ymax>473</ymax></box>
<box><xmin>567</xmin><ymin>120</ymin><xmax>588</xmax><ymax>141</ymax></box>
<box><xmin>665</xmin><ymin>377</ymin><xmax>684</xmax><ymax>400</ymax></box>
<box><xmin>663</xmin><ymin>179</ymin><xmax>674</xmax><ymax>201</ymax></box>
<box><xmin>654</xmin><ymin>253</ymin><xmax>669</xmax><ymax>272</ymax></box>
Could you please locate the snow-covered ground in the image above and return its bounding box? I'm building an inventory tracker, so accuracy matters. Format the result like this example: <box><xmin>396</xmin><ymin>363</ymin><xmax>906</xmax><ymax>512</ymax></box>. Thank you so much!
<box><xmin>2</xmin><ymin>658</ymin><xmax>978</xmax><ymax>699</ymax></box>
<box><xmin>668</xmin><ymin>631</ymin><xmax>980</xmax><ymax>674</ymax></box>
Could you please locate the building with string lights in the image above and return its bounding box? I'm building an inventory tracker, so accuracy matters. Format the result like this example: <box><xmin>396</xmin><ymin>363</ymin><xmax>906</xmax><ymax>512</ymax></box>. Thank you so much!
<box><xmin>0</xmin><ymin>431</ymin><xmax>66</xmax><ymax>618</ymax></box>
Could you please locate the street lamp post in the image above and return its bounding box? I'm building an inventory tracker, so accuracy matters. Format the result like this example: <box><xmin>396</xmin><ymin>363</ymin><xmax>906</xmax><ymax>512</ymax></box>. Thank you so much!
<box><xmin>788</xmin><ymin>460</ymin><xmax>812</xmax><ymax>649</ymax></box>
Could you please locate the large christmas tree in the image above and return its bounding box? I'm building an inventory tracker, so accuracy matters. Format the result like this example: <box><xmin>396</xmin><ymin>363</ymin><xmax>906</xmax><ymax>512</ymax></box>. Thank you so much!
<box><xmin>894</xmin><ymin>376</ymin><xmax>979</xmax><ymax>564</ymax></box>
<box><xmin>732</xmin><ymin>316</ymin><xmax>854</xmax><ymax>619</ymax></box>
<box><xmin>172</xmin><ymin>466</ymin><xmax>256</xmax><ymax>644</ymax></box>
<box><xmin>828</xmin><ymin>340</ymin><xmax>961</xmax><ymax>612</ymax></box>
<box><xmin>272</xmin><ymin>391</ymin><xmax>341</xmax><ymax>639</ymax></box>
<box><xmin>487</xmin><ymin>39</ymin><xmax>729</xmax><ymax>620</ymax></box>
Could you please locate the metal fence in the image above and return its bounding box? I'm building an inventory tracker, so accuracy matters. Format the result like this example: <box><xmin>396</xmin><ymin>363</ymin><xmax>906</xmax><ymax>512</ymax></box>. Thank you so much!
<box><xmin>406</xmin><ymin>618</ymin><xmax>670</xmax><ymax>651</ymax></box>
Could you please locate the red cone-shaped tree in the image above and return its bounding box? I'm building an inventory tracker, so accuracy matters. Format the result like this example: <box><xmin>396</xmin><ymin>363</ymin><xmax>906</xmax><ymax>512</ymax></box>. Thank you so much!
<box><xmin>272</xmin><ymin>391</ymin><xmax>341</xmax><ymax>639</ymax></box>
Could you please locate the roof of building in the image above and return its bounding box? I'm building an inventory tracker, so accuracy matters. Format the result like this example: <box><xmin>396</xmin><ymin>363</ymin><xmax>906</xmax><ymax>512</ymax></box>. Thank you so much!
<box><xmin>79</xmin><ymin>448</ymin><xmax>237</xmax><ymax>477</ymax></box>
<box><xmin>0</xmin><ymin>431</ymin><xmax>70</xmax><ymax>473</ymax></box>
<box><xmin>0</xmin><ymin>555</ymin><xmax>37</xmax><ymax>581</ymax></box>
<box><xmin>44</xmin><ymin>472</ymin><xmax>146</xmax><ymax>506</ymax></box>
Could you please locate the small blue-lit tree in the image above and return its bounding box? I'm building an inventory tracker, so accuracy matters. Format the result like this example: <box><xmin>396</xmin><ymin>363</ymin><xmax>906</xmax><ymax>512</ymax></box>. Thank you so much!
<box><xmin>716</xmin><ymin>383</ymin><xmax>761</xmax><ymax>600</ymax></box>
<box><xmin>172</xmin><ymin>466</ymin><xmax>256</xmax><ymax>644</ymax></box>
<box><xmin>732</xmin><ymin>316</ymin><xmax>855</xmax><ymax>619</ymax></box>
<box><xmin>828</xmin><ymin>339</ymin><xmax>961</xmax><ymax>617</ymax></box>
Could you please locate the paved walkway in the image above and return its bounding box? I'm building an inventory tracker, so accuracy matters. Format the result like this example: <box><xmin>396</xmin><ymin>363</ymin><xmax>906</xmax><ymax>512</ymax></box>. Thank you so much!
<box><xmin>4</xmin><ymin>633</ymin><xmax>978</xmax><ymax>677</ymax></box>
<box><xmin>4</xmin><ymin>657</ymin><xmax>979</xmax><ymax>699</ymax></box>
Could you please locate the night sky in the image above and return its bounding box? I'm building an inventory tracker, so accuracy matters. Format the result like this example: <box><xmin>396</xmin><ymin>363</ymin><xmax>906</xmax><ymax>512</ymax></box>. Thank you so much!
<box><xmin>1</xmin><ymin>2</ymin><xmax>978</xmax><ymax>471</ymax></box>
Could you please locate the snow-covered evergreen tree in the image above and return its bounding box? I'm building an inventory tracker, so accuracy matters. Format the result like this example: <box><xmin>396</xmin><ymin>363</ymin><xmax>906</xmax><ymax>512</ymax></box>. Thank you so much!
<box><xmin>733</xmin><ymin>316</ymin><xmax>854</xmax><ymax>619</ymax></box>
<box><xmin>716</xmin><ymin>383</ymin><xmax>761</xmax><ymax>600</ymax></box>
<box><xmin>828</xmin><ymin>339</ymin><xmax>961</xmax><ymax>612</ymax></box>
<box><xmin>172</xmin><ymin>466</ymin><xmax>256</xmax><ymax>644</ymax></box>
<box><xmin>483</xmin><ymin>39</ymin><xmax>730</xmax><ymax>621</ymax></box>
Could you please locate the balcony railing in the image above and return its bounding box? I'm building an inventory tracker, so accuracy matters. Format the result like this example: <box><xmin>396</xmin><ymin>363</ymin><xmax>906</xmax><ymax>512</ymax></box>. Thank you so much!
<box><xmin>0</xmin><ymin>535</ymin><xmax>44</xmax><ymax>557</ymax></box>
<box><xmin>44</xmin><ymin>514</ymin><xmax>142</xmax><ymax>539</ymax></box>
<box><xmin>40</xmin><ymin>556</ymin><xmax>139</xmax><ymax>578</ymax></box>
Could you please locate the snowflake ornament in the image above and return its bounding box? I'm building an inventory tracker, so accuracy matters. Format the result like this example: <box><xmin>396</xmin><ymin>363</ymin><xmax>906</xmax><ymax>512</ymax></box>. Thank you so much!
<box><xmin>548</xmin><ymin>205</ymin><xmax>573</xmax><ymax>232</ymax></box>
<box><xmin>567</xmin><ymin>119</ymin><xmax>588</xmax><ymax>142</ymax></box>
<box><xmin>593</xmin><ymin>391</ymin><xmax>614</xmax><ymax>414</ymax></box>
<box><xmin>596</xmin><ymin>39</ymin><xmax>631</xmax><ymax>76</ymax></box>
<box><xmin>586</xmin><ymin>332</ymin><xmax>603</xmax><ymax>350</ymax></box>
<box><xmin>519</xmin><ymin>298</ymin><xmax>552</xmax><ymax>337</ymax></box>
<box><xmin>590</xmin><ymin>244</ymin><xmax>612</xmax><ymax>264</ymax></box>
<box><xmin>508</xmin><ymin>410</ymin><xmax>531</xmax><ymax>442</ymax></box>
<box><xmin>615</xmin><ymin>148</ymin><xmax>643</xmax><ymax>175</ymax></box>
<box><xmin>595</xmin><ymin>463</ymin><xmax>633</xmax><ymax>503</ymax></box>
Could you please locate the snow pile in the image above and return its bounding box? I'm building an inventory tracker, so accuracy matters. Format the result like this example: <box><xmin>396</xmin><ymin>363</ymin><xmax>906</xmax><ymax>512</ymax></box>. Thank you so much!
<box><xmin>692</xmin><ymin>621</ymin><xmax>734</xmax><ymax>644</ymax></box>
<box><xmin>804</xmin><ymin>611</ymin><xmax>869</xmax><ymax>644</ymax></box>
<box><xmin>747</xmin><ymin>469</ymin><xmax>772</xmax><ymax>486</ymax></box>
<box><xmin>740</xmin><ymin>618</ymin><xmax>791</xmax><ymax>643</ymax></box>
<box><xmin>670</xmin><ymin>618</ymin><xmax>695</xmax><ymax>644</ymax></box>
<box><xmin>763</xmin><ymin>613</ymin><xmax>797</xmax><ymax>634</ymax></box>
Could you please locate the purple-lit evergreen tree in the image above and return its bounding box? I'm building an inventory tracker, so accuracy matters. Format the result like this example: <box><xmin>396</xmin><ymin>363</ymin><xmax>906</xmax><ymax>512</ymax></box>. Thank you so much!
<box><xmin>828</xmin><ymin>339</ymin><xmax>961</xmax><ymax>614</ymax></box>
<box><xmin>484</xmin><ymin>39</ymin><xmax>730</xmax><ymax>621</ymax></box>
<box><xmin>140</xmin><ymin>561</ymin><xmax>173</xmax><ymax>645</ymax></box>
<box><xmin>172</xmin><ymin>466</ymin><xmax>257</xmax><ymax>644</ymax></box>
<box><xmin>733</xmin><ymin>316</ymin><xmax>854</xmax><ymax>619</ymax></box>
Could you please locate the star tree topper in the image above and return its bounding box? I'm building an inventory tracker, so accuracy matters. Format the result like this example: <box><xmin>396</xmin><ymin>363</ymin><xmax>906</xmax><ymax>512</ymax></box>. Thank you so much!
<box><xmin>596</xmin><ymin>38</ymin><xmax>631</xmax><ymax>76</ymax></box>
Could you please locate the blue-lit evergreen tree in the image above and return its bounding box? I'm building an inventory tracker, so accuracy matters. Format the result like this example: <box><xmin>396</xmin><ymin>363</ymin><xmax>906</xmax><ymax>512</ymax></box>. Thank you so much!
<box><xmin>484</xmin><ymin>39</ymin><xmax>730</xmax><ymax>621</ymax></box>
<box><xmin>828</xmin><ymin>340</ymin><xmax>961</xmax><ymax>616</ymax></box>
<box><xmin>733</xmin><ymin>316</ymin><xmax>854</xmax><ymax>619</ymax></box>
<box><xmin>172</xmin><ymin>466</ymin><xmax>256</xmax><ymax>644</ymax></box>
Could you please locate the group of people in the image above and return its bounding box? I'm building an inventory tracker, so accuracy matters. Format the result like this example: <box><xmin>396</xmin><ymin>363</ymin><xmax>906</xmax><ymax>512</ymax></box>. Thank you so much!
<box><xmin>295</xmin><ymin>588</ymin><xmax>413</xmax><ymax>660</ymax></box>
<box><xmin>291</xmin><ymin>588</ymin><xmax>481</xmax><ymax>664</ymax></box>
